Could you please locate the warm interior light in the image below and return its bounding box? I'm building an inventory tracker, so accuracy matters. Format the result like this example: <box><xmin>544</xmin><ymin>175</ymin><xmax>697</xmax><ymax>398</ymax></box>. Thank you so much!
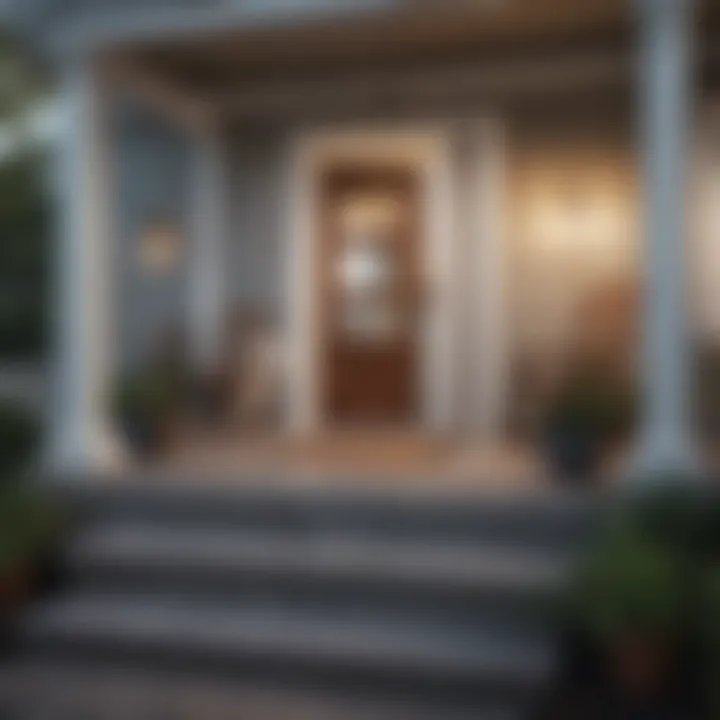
<box><xmin>138</xmin><ymin>221</ymin><xmax>182</xmax><ymax>273</ymax></box>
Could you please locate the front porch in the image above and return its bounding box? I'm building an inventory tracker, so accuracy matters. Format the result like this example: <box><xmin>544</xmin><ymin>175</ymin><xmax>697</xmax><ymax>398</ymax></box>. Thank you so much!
<box><xmin>46</xmin><ymin>0</ymin><xmax>718</xmax><ymax>482</ymax></box>
<box><xmin>150</xmin><ymin>431</ymin><xmax>542</xmax><ymax>490</ymax></box>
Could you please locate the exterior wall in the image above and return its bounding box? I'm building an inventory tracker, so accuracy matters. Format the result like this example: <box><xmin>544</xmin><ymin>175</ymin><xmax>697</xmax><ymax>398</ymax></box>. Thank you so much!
<box><xmin>505</xmin><ymin>107</ymin><xmax>639</xmax><ymax>430</ymax></box>
<box><xmin>502</xmin><ymin>100</ymin><xmax>720</xmax><ymax>434</ymax></box>
<box><xmin>226</xmin><ymin>128</ymin><xmax>287</xmax><ymax>321</ymax></box>
<box><xmin>220</xmin><ymin>107</ymin><xmax>642</xmax><ymax>435</ymax></box>
<box><xmin>111</xmin><ymin>111</ymin><xmax>288</xmax><ymax>375</ymax></box>
<box><xmin>113</xmin><ymin>103</ymin><xmax>193</xmax><ymax>372</ymax></box>
<box><xmin>110</xmin><ymin>83</ymin><xmax>720</xmax><ymax>431</ymax></box>
<box><xmin>502</xmin><ymin>102</ymin><xmax>720</xmax><ymax>363</ymax></box>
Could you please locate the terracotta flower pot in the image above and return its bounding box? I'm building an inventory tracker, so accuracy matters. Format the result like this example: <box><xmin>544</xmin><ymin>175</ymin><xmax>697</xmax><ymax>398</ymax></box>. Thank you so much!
<box><xmin>0</xmin><ymin>568</ymin><xmax>32</xmax><ymax>615</ymax></box>
<box><xmin>611</xmin><ymin>636</ymin><xmax>676</xmax><ymax>698</ymax></box>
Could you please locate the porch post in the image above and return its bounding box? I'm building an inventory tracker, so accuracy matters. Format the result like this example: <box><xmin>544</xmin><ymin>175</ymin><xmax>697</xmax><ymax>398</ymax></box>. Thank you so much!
<box><xmin>634</xmin><ymin>0</ymin><xmax>696</xmax><ymax>474</ymax></box>
<box><xmin>474</xmin><ymin>122</ymin><xmax>508</xmax><ymax>439</ymax></box>
<box><xmin>188</xmin><ymin>126</ymin><xmax>227</xmax><ymax>369</ymax></box>
<box><xmin>48</xmin><ymin>57</ymin><xmax>120</xmax><ymax>471</ymax></box>
<box><xmin>455</xmin><ymin>122</ymin><xmax>508</xmax><ymax>438</ymax></box>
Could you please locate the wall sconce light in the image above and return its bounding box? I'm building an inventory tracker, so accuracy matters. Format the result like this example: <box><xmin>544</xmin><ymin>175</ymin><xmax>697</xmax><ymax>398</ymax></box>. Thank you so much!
<box><xmin>138</xmin><ymin>219</ymin><xmax>182</xmax><ymax>274</ymax></box>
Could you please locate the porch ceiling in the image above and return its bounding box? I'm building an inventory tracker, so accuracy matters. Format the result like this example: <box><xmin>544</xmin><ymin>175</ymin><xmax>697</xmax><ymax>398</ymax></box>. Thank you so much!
<box><xmin>128</xmin><ymin>0</ymin><xmax>631</xmax><ymax>93</ymax></box>
<box><xmin>107</xmin><ymin>0</ymin><xmax>720</xmax><ymax>123</ymax></box>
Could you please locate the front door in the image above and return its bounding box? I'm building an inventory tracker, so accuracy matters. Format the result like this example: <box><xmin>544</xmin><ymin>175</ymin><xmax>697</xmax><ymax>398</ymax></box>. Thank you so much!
<box><xmin>320</xmin><ymin>166</ymin><xmax>422</xmax><ymax>425</ymax></box>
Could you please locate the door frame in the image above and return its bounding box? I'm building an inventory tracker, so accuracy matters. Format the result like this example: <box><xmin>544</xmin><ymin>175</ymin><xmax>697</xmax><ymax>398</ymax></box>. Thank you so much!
<box><xmin>285</xmin><ymin>125</ymin><xmax>457</xmax><ymax>434</ymax></box>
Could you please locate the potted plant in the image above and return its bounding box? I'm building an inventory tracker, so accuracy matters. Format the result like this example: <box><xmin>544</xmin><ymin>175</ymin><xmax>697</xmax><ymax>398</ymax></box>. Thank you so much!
<box><xmin>697</xmin><ymin>556</ymin><xmax>720</xmax><ymax>719</ymax></box>
<box><xmin>113</xmin><ymin>369</ymin><xmax>180</xmax><ymax>457</ymax></box>
<box><xmin>0</xmin><ymin>402</ymin><xmax>39</xmax><ymax>477</ymax></box>
<box><xmin>545</xmin><ymin>483</ymin><xmax>715</xmax><ymax>718</ymax></box>
<box><xmin>696</xmin><ymin>491</ymin><xmax>720</xmax><ymax>715</ymax></box>
<box><xmin>544</xmin><ymin>368</ymin><xmax>635</xmax><ymax>482</ymax></box>
<box><xmin>571</xmin><ymin>520</ymin><xmax>686</xmax><ymax>699</ymax></box>
<box><xmin>0</xmin><ymin>482</ymin><xmax>62</xmax><ymax>616</ymax></box>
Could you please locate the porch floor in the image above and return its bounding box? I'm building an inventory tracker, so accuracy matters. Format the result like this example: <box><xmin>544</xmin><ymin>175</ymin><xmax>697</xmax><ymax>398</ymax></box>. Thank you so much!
<box><xmin>142</xmin><ymin>430</ymin><xmax>618</xmax><ymax>492</ymax></box>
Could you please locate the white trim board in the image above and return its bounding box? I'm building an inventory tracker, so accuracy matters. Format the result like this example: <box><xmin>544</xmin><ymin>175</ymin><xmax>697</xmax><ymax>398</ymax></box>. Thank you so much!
<box><xmin>284</xmin><ymin>125</ymin><xmax>458</xmax><ymax>435</ymax></box>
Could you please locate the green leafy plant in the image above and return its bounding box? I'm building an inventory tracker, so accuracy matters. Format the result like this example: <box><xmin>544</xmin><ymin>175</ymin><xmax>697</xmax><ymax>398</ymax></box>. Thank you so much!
<box><xmin>0</xmin><ymin>401</ymin><xmax>39</xmax><ymax>479</ymax></box>
<box><xmin>548</xmin><ymin>369</ymin><xmax>636</xmax><ymax>442</ymax></box>
<box><xmin>544</xmin><ymin>368</ymin><xmax>636</xmax><ymax>481</ymax></box>
<box><xmin>572</xmin><ymin>523</ymin><xmax>685</xmax><ymax>643</ymax></box>
<box><xmin>625</xmin><ymin>482</ymin><xmax>711</xmax><ymax>557</ymax></box>
<box><xmin>0</xmin><ymin>481</ymin><xmax>62</xmax><ymax>610</ymax></box>
<box><xmin>0</xmin><ymin>150</ymin><xmax>50</xmax><ymax>360</ymax></box>
<box><xmin>703</xmin><ymin>565</ymin><xmax>720</xmax><ymax>641</ymax></box>
<box><xmin>114</xmin><ymin>372</ymin><xmax>174</xmax><ymax>421</ymax></box>
<box><xmin>566</xmin><ymin>481</ymin><xmax>717</xmax><ymax>704</ymax></box>
<box><xmin>698</xmin><ymin>563</ymin><xmax>720</xmax><ymax>715</ymax></box>
<box><xmin>113</xmin><ymin>369</ymin><xmax>181</xmax><ymax>455</ymax></box>
<box><xmin>572</xmin><ymin>482</ymin><xmax>712</xmax><ymax>639</ymax></box>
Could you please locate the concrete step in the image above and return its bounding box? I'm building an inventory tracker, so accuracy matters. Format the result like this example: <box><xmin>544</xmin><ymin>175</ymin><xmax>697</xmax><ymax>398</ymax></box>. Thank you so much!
<box><xmin>56</xmin><ymin>479</ymin><xmax>596</xmax><ymax>548</ymax></box>
<box><xmin>15</xmin><ymin>480</ymin><xmax>588</xmax><ymax>718</ymax></box>
<box><xmin>0</xmin><ymin>661</ymin><xmax>531</xmax><ymax>720</ymax></box>
<box><xmin>21</xmin><ymin>593</ymin><xmax>555</xmax><ymax>703</ymax></box>
<box><xmin>69</xmin><ymin>522</ymin><xmax>569</xmax><ymax>591</ymax></box>
<box><xmin>65</xmin><ymin>523</ymin><xmax>568</xmax><ymax>628</ymax></box>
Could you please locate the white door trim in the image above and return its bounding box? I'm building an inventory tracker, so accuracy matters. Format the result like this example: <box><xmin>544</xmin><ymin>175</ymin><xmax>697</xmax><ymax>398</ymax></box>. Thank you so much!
<box><xmin>284</xmin><ymin>125</ymin><xmax>458</xmax><ymax>434</ymax></box>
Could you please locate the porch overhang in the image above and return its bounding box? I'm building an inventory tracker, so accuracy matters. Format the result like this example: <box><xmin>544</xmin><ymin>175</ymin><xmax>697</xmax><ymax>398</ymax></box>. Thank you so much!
<box><xmin>89</xmin><ymin>0</ymin><xmax>720</xmax><ymax>124</ymax></box>
<box><xmin>9</xmin><ymin>0</ymin><xmax>631</xmax><ymax>58</ymax></box>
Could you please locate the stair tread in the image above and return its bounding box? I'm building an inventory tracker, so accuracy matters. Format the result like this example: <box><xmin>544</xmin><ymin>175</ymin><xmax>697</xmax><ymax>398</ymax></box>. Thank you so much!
<box><xmin>24</xmin><ymin>594</ymin><xmax>554</xmax><ymax>681</ymax></box>
<box><xmin>17</xmin><ymin>484</ymin><xmax>586</xmax><ymax>716</ymax></box>
<box><xmin>58</xmin><ymin>478</ymin><xmax>595</xmax><ymax>509</ymax></box>
<box><xmin>0</xmin><ymin>661</ymin><xmax>527</xmax><ymax>720</ymax></box>
<box><xmin>70</xmin><ymin>524</ymin><xmax>569</xmax><ymax>590</ymax></box>
<box><xmin>57</xmin><ymin>482</ymin><xmax>595</xmax><ymax>542</ymax></box>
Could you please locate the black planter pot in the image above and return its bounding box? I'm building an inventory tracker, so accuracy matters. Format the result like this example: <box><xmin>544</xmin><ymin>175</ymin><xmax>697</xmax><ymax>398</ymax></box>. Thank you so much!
<box><xmin>545</xmin><ymin>425</ymin><xmax>601</xmax><ymax>484</ymax></box>
<box><xmin>120</xmin><ymin>416</ymin><xmax>167</xmax><ymax>458</ymax></box>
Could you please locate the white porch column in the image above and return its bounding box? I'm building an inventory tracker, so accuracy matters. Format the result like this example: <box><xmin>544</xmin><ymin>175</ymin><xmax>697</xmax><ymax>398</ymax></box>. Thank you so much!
<box><xmin>455</xmin><ymin>122</ymin><xmax>508</xmax><ymax>438</ymax></box>
<box><xmin>474</xmin><ymin>123</ymin><xmax>508</xmax><ymax>438</ymax></box>
<box><xmin>48</xmin><ymin>57</ymin><xmax>120</xmax><ymax>471</ymax></box>
<box><xmin>634</xmin><ymin>0</ymin><xmax>696</xmax><ymax>473</ymax></box>
<box><xmin>188</xmin><ymin>127</ymin><xmax>227</xmax><ymax>369</ymax></box>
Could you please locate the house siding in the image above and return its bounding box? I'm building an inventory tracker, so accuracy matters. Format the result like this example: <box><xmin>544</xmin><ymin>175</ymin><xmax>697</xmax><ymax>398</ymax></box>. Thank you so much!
<box><xmin>110</xmin><ymin>93</ymin><xmax>720</xmax><ymax>429</ymax></box>
<box><xmin>226</xmin><ymin>128</ymin><xmax>288</xmax><ymax>324</ymax></box>
<box><xmin>113</xmin><ymin>103</ymin><xmax>193</xmax><ymax>372</ymax></box>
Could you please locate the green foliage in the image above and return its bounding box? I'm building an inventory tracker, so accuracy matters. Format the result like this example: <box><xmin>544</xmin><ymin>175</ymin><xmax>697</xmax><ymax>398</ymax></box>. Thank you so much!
<box><xmin>0</xmin><ymin>482</ymin><xmax>61</xmax><ymax>577</ymax></box>
<box><xmin>0</xmin><ymin>401</ymin><xmax>39</xmax><ymax>478</ymax></box>
<box><xmin>572</xmin><ymin>522</ymin><xmax>686</xmax><ymax>641</ymax></box>
<box><xmin>0</xmin><ymin>30</ymin><xmax>47</xmax><ymax>125</ymax></box>
<box><xmin>113</xmin><ymin>366</ymin><xmax>184</xmax><ymax>457</ymax></box>
<box><xmin>570</xmin><ymin>482</ymin><xmax>710</xmax><ymax>645</ymax></box>
<box><xmin>0</xmin><ymin>29</ymin><xmax>50</xmax><ymax>360</ymax></box>
<box><xmin>547</xmin><ymin>367</ymin><xmax>637</xmax><ymax>441</ymax></box>
<box><xmin>113</xmin><ymin>371</ymin><xmax>179</xmax><ymax>428</ymax></box>
<box><xmin>624</xmin><ymin>482</ymin><xmax>711</xmax><ymax>557</ymax></box>
<box><xmin>701</xmin><ymin>564</ymin><xmax>720</xmax><ymax>714</ymax></box>
<box><xmin>703</xmin><ymin>566</ymin><xmax>720</xmax><ymax>643</ymax></box>
<box><xmin>0</xmin><ymin>149</ymin><xmax>49</xmax><ymax>359</ymax></box>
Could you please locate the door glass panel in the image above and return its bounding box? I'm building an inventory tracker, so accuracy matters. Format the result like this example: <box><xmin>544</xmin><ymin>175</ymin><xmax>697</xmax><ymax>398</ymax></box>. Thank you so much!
<box><xmin>335</xmin><ymin>195</ymin><xmax>405</xmax><ymax>343</ymax></box>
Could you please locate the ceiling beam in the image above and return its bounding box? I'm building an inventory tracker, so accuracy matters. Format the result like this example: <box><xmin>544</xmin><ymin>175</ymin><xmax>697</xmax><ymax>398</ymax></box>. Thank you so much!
<box><xmin>100</xmin><ymin>55</ymin><xmax>216</xmax><ymax>134</ymax></box>
<box><xmin>209</xmin><ymin>47</ymin><xmax>632</xmax><ymax>120</ymax></box>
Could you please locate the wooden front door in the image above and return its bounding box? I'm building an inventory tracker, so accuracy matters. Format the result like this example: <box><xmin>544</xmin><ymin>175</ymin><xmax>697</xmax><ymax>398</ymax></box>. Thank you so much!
<box><xmin>320</xmin><ymin>166</ymin><xmax>422</xmax><ymax>425</ymax></box>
